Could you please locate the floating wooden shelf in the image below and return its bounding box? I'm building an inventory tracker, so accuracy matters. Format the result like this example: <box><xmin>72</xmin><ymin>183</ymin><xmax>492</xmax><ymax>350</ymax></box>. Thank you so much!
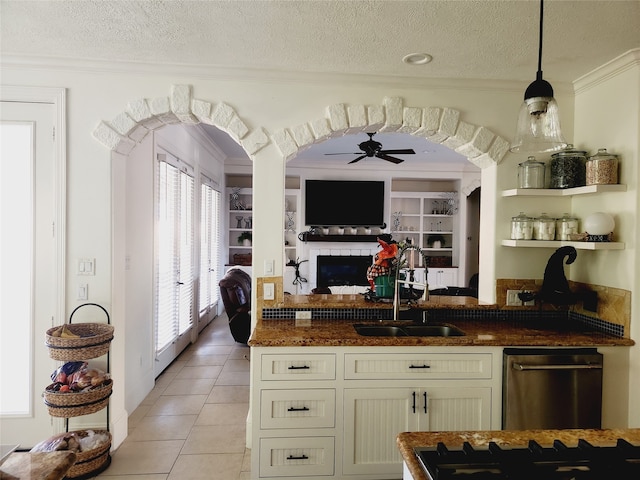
<box><xmin>501</xmin><ymin>239</ymin><xmax>624</xmax><ymax>250</ymax></box>
<box><xmin>501</xmin><ymin>184</ymin><xmax>626</xmax><ymax>197</ymax></box>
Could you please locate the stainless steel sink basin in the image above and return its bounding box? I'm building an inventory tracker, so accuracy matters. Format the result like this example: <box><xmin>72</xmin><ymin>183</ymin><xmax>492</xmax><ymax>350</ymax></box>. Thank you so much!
<box><xmin>401</xmin><ymin>325</ymin><xmax>465</xmax><ymax>337</ymax></box>
<box><xmin>353</xmin><ymin>325</ymin><xmax>408</xmax><ymax>337</ymax></box>
<box><xmin>353</xmin><ymin>324</ymin><xmax>465</xmax><ymax>337</ymax></box>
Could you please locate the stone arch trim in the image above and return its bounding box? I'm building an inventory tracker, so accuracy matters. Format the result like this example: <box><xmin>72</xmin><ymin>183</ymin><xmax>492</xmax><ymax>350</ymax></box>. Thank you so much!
<box><xmin>275</xmin><ymin>96</ymin><xmax>508</xmax><ymax>168</ymax></box>
<box><xmin>92</xmin><ymin>86</ymin><xmax>507</xmax><ymax>168</ymax></box>
<box><xmin>92</xmin><ymin>84</ymin><xmax>269</xmax><ymax>157</ymax></box>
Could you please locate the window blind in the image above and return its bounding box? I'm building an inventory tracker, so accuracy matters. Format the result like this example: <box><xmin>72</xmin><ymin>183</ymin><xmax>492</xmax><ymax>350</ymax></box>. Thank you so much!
<box><xmin>199</xmin><ymin>176</ymin><xmax>221</xmax><ymax>314</ymax></box>
<box><xmin>155</xmin><ymin>154</ymin><xmax>194</xmax><ymax>354</ymax></box>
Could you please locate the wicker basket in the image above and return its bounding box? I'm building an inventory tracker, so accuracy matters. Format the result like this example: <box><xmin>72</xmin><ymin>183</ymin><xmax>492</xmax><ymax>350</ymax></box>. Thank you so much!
<box><xmin>233</xmin><ymin>253</ymin><xmax>252</xmax><ymax>266</ymax></box>
<box><xmin>65</xmin><ymin>430</ymin><xmax>112</xmax><ymax>479</ymax></box>
<box><xmin>43</xmin><ymin>380</ymin><xmax>113</xmax><ymax>418</ymax></box>
<box><xmin>46</xmin><ymin>303</ymin><xmax>113</xmax><ymax>361</ymax></box>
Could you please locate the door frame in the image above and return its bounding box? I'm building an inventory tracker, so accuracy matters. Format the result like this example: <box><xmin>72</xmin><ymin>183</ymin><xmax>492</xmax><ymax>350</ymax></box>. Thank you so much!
<box><xmin>0</xmin><ymin>85</ymin><xmax>67</xmax><ymax>435</ymax></box>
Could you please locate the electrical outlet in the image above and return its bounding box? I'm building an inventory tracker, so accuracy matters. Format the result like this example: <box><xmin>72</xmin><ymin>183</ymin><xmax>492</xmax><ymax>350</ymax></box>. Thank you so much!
<box><xmin>295</xmin><ymin>310</ymin><xmax>312</xmax><ymax>320</ymax></box>
<box><xmin>506</xmin><ymin>289</ymin><xmax>521</xmax><ymax>306</ymax></box>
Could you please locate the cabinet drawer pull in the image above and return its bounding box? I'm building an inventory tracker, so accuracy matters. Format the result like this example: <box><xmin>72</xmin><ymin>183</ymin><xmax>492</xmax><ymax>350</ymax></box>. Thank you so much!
<box><xmin>412</xmin><ymin>391</ymin><xmax>417</xmax><ymax>413</ymax></box>
<box><xmin>287</xmin><ymin>406</ymin><xmax>310</xmax><ymax>412</ymax></box>
<box><xmin>288</xmin><ymin>365</ymin><xmax>310</xmax><ymax>370</ymax></box>
<box><xmin>423</xmin><ymin>391</ymin><xmax>428</xmax><ymax>413</ymax></box>
<box><xmin>287</xmin><ymin>454</ymin><xmax>309</xmax><ymax>460</ymax></box>
<box><xmin>409</xmin><ymin>364</ymin><xmax>431</xmax><ymax>369</ymax></box>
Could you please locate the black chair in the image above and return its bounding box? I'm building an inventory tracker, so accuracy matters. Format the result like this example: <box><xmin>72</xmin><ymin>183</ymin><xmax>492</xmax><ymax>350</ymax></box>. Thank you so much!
<box><xmin>218</xmin><ymin>268</ymin><xmax>252</xmax><ymax>344</ymax></box>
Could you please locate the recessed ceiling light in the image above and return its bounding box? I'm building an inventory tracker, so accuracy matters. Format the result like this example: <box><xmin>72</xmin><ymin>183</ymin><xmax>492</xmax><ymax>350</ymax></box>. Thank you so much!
<box><xmin>402</xmin><ymin>53</ymin><xmax>433</xmax><ymax>65</ymax></box>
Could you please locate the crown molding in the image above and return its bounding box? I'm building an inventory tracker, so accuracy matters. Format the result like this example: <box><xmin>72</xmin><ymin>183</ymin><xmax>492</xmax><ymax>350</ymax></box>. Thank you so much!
<box><xmin>0</xmin><ymin>53</ymin><xmax>561</xmax><ymax>94</ymax></box>
<box><xmin>574</xmin><ymin>49</ymin><xmax>640</xmax><ymax>94</ymax></box>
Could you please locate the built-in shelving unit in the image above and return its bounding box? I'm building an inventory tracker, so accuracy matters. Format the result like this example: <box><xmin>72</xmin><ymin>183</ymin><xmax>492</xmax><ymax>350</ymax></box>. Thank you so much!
<box><xmin>226</xmin><ymin>186</ymin><xmax>301</xmax><ymax>268</ymax></box>
<box><xmin>389</xmin><ymin>191</ymin><xmax>458</xmax><ymax>263</ymax></box>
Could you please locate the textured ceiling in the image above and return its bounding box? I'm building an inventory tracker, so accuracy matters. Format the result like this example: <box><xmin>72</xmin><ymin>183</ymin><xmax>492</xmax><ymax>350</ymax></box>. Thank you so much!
<box><xmin>2</xmin><ymin>0</ymin><xmax>638</xmax><ymax>83</ymax></box>
<box><xmin>2</xmin><ymin>0</ymin><xmax>638</xmax><ymax>166</ymax></box>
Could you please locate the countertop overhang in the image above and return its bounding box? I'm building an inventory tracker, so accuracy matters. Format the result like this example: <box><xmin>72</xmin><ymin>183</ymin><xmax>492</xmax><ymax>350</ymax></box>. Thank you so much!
<box><xmin>397</xmin><ymin>428</ymin><xmax>640</xmax><ymax>480</ymax></box>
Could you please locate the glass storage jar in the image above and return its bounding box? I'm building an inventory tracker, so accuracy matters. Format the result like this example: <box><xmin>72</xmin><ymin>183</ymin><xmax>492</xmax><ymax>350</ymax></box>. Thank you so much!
<box><xmin>586</xmin><ymin>148</ymin><xmax>619</xmax><ymax>185</ymax></box>
<box><xmin>533</xmin><ymin>213</ymin><xmax>556</xmax><ymax>240</ymax></box>
<box><xmin>510</xmin><ymin>212</ymin><xmax>534</xmax><ymax>240</ymax></box>
<box><xmin>517</xmin><ymin>156</ymin><xmax>546</xmax><ymax>189</ymax></box>
<box><xmin>550</xmin><ymin>144</ymin><xmax>587</xmax><ymax>189</ymax></box>
<box><xmin>556</xmin><ymin>213</ymin><xmax>579</xmax><ymax>240</ymax></box>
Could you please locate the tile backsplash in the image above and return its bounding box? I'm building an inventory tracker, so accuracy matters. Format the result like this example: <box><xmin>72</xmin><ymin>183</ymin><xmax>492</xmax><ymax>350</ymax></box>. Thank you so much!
<box><xmin>496</xmin><ymin>278</ymin><xmax>630</xmax><ymax>338</ymax></box>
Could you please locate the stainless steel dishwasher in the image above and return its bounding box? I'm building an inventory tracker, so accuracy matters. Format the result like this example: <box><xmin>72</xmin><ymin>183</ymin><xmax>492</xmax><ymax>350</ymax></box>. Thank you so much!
<box><xmin>503</xmin><ymin>348</ymin><xmax>603</xmax><ymax>430</ymax></box>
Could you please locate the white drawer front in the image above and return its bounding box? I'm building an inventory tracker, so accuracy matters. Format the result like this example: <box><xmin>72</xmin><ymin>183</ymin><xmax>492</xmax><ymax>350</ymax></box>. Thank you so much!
<box><xmin>261</xmin><ymin>389</ymin><xmax>336</xmax><ymax>429</ymax></box>
<box><xmin>261</xmin><ymin>354</ymin><xmax>336</xmax><ymax>381</ymax></box>
<box><xmin>259</xmin><ymin>436</ymin><xmax>335</xmax><ymax>477</ymax></box>
<box><xmin>344</xmin><ymin>353</ymin><xmax>492</xmax><ymax>379</ymax></box>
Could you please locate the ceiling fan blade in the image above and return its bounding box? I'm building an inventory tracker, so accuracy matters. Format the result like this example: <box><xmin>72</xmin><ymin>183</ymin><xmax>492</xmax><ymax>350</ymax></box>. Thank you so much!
<box><xmin>325</xmin><ymin>152</ymin><xmax>362</xmax><ymax>156</ymax></box>
<box><xmin>348</xmin><ymin>155</ymin><xmax>367</xmax><ymax>164</ymax></box>
<box><xmin>376</xmin><ymin>153</ymin><xmax>404</xmax><ymax>164</ymax></box>
<box><xmin>379</xmin><ymin>149</ymin><xmax>416</xmax><ymax>155</ymax></box>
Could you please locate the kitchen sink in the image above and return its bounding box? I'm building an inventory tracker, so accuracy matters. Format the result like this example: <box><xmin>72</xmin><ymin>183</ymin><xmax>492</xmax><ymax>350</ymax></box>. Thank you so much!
<box><xmin>353</xmin><ymin>325</ymin><xmax>408</xmax><ymax>337</ymax></box>
<box><xmin>401</xmin><ymin>325</ymin><xmax>465</xmax><ymax>337</ymax></box>
<box><xmin>353</xmin><ymin>324</ymin><xmax>465</xmax><ymax>337</ymax></box>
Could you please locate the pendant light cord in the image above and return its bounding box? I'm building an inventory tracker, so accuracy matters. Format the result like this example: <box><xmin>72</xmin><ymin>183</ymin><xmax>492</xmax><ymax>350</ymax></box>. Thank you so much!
<box><xmin>537</xmin><ymin>0</ymin><xmax>544</xmax><ymax>78</ymax></box>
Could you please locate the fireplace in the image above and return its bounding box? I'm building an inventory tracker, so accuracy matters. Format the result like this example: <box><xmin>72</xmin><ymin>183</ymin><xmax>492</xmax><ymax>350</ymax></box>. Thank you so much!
<box><xmin>316</xmin><ymin>255</ymin><xmax>372</xmax><ymax>287</ymax></box>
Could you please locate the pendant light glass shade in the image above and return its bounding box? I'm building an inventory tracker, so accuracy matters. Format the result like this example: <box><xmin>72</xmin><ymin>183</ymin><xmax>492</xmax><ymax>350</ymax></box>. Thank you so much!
<box><xmin>509</xmin><ymin>0</ymin><xmax>567</xmax><ymax>154</ymax></box>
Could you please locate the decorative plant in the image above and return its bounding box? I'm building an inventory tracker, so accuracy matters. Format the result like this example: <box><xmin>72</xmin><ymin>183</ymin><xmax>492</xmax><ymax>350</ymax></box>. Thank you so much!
<box><xmin>238</xmin><ymin>231</ymin><xmax>252</xmax><ymax>244</ymax></box>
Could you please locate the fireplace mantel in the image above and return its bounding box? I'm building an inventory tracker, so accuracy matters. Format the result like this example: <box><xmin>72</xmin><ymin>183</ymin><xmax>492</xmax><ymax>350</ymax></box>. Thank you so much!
<box><xmin>302</xmin><ymin>234</ymin><xmax>381</xmax><ymax>243</ymax></box>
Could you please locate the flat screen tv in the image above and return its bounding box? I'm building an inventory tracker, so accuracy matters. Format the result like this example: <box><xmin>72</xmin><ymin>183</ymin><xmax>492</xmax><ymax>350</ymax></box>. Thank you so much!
<box><xmin>305</xmin><ymin>180</ymin><xmax>385</xmax><ymax>227</ymax></box>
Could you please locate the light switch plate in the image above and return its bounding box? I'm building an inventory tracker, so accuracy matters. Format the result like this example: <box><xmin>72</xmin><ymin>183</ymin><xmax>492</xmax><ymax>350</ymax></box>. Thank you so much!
<box><xmin>263</xmin><ymin>282</ymin><xmax>275</xmax><ymax>300</ymax></box>
<box><xmin>77</xmin><ymin>258</ymin><xmax>95</xmax><ymax>275</ymax></box>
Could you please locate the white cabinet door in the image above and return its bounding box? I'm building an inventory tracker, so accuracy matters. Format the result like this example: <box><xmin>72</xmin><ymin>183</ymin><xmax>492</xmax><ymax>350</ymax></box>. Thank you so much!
<box><xmin>343</xmin><ymin>386</ymin><xmax>491</xmax><ymax>477</ymax></box>
<box><xmin>343</xmin><ymin>388</ymin><xmax>419</xmax><ymax>477</ymax></box>
<box><xmin>420</xmin><ymin>386</ymin><xmax>492</xmax><ymax>432</ymax></box>
<box><xmin>428</xmin><ymin>268</ymin><xmax>458</xmax><ymax>288</ymax></box>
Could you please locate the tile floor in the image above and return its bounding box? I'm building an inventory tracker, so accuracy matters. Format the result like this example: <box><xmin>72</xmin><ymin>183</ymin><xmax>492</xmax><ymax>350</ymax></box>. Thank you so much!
<box><xmin>95</xmin><ymin>314</ymin><xmax>251</xmax><ymax>479</ymax></box>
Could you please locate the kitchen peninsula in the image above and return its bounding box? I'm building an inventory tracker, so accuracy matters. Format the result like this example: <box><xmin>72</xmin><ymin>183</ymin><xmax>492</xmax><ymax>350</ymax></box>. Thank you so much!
<box><xmin>249</xmin><ymin>293</ymin><xmax>633</xmax><ymax>479</ymax></box>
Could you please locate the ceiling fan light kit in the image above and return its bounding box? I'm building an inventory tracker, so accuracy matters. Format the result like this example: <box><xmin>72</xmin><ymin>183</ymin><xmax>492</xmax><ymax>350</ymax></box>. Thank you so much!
<box><xmin>510</xmin><ymin>0</ymin><xmax>567</xmax><ymax>154</ymax></box>
<box><xmin>325</xmin><ymin>132</ymin><xmax>416</xmax><ymax>164</ymax></box>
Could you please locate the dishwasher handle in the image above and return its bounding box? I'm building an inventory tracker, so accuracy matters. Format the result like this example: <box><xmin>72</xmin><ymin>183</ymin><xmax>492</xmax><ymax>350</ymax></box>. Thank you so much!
<box><xmin>512</xmin><ymin>362</ymin><xmax>603</xmax><ymax>371</ymax></box>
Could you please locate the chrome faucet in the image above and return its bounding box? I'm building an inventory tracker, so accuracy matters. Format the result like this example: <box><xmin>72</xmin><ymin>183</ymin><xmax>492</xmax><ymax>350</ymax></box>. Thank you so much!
<box><xmin>393</xmin><ymin>243</ymin><xmax>429</xmax><ymax>321</ymax></box>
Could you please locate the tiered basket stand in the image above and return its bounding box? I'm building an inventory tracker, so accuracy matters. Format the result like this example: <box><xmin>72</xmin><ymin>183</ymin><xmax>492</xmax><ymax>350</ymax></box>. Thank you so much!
<box><xmin>44</xmin><ymin>303</ymin><xmax>114</xmax><ymax>479</ymax></box>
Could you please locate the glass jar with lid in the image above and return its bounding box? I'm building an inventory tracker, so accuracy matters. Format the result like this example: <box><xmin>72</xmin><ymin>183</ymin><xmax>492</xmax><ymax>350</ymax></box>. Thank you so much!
<box><xmin>517</xmin><ymin>156</ymin><xmax>546</xmax><ymax>189</ymax></box>
<box><xmin>586</xmin><ymin>148</ymin><xmax>619</xmax><ymax>185</ymax></box>
<box><xmin>533</xmin><ymin>213</ymin><xmax>556</xmax><ymax>240</ymax></box>
<box><xmin>550</xmin><ymin>144</ymin><xmax>587</xmax><ymax>189</ymax></box>
<box><xmin>556</xmin><ymin>213</ymin><xmax>579</xmax><ymax>240</ymax></box>
<box><xmin>510</xmin><ymin>212</ymin><xmax>534</xmax><ymax>240</ymax></box>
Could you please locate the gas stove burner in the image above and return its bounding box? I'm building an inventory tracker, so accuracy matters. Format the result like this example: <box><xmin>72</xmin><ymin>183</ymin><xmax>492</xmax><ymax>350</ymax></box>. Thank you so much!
<box><xmin>415</xmin><ymin>438</ymin><xmax>640</xmax><ymax>480</ymax></box>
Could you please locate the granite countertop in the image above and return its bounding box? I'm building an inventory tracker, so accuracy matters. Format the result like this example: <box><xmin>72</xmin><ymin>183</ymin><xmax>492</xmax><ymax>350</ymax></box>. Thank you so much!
<box><xmin>249</xmin><ymin>317</ymin><xmax>634</xmax><ymax>347</ymax></box>
<box><xmin>397</xmin><ymin>428</ymin><xmax>640</xmax><ymax>480</ymax></box>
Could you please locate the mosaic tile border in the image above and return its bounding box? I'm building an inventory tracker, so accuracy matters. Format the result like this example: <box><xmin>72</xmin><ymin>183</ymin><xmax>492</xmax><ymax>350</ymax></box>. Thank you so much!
<box><xmin>261</xmin><ymin>308</ymin><xmax>625</xmax><ymax>337</ymax></box>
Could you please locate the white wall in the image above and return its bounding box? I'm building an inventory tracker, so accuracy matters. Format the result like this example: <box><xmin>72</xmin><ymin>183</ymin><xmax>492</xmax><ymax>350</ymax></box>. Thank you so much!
<box><xmin>122</xmin><ymin>124</ymin><xmax>227</xmax><ymax>414</ymax></box>
<box><xmin>573</xmin><ymin>51</ymin><xmax>640</xmax><ymax>427</ymax></box>
<box><xmin>3</xmin><ymin>51</ymin><xmax>639</xmax><ymax>443</ymax></box>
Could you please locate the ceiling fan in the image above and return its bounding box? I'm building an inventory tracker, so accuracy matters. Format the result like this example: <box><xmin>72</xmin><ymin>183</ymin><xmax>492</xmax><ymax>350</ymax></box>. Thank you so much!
<box><xmin>325</xmin><ymin>132</ymin><xmax>416</xmax><ymax>164</ymax></box>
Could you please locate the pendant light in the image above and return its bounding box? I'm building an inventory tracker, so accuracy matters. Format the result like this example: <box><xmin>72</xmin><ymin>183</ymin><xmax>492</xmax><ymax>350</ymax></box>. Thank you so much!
<box><xmin>510</xmin><ymin>0</ymin><xmax>567</xmax><ymax>153</ymax></box>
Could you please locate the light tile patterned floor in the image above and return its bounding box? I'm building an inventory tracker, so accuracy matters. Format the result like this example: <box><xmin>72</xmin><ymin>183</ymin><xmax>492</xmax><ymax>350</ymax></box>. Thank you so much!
<box><xmin>95</xmin><ymin>315</ymin><xmax>251</xmax><ymax>479</ymax></box>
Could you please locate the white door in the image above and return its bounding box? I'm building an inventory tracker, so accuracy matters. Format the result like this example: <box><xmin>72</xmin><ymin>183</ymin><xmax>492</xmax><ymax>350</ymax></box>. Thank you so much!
<box><xmin>0</xmin><ymin>100</ymin><xmax>60</xmax><ymax>447</ymax></box>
